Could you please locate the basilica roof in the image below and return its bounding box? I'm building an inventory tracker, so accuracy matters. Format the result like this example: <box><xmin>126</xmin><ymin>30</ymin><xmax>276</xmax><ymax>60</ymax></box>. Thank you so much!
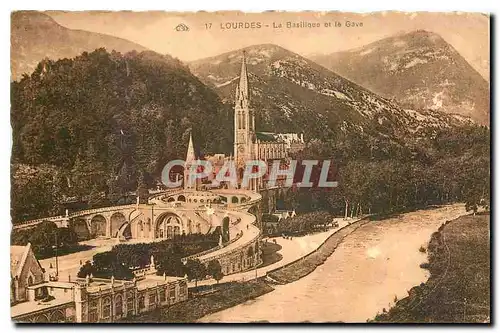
<box><xmin>255</xmin><ymin>132</ymin><xmax>280</xmax><ymax>142</ymax></box>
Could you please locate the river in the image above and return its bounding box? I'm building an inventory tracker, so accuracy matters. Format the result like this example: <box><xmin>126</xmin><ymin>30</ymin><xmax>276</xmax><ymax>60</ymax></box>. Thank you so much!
<box><xmin>199</xmin><ymin>204</ymin><xmax>467</xmax><ymax>323</ymax></box>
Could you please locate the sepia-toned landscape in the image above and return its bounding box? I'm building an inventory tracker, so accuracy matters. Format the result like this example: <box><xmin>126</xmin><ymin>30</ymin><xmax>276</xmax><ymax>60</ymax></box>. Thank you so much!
<box><xmin>10</xmin><ymin>10</ymin><xmax>490</xmax><ymax>323</ymax></box>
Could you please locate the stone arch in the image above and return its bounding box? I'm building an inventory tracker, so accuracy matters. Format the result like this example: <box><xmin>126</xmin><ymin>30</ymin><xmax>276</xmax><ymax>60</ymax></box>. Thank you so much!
<box><xmin>70</xmin><ymin>218</ymin><xmax>90</xmax><ymax>240</ymax></box>
<box><xmin>167</xmin><ymin>197</ymin><xmax>175</xmax><ymax>203</ymax></box>
<box><xmin>118</xmin><ymin>223</ymin><xmax>132</xmax><ymax>239</ymax></box>
<box><xmin>35</xmin><ymin>314</ymin><xmax>49</xmax><ymax>322</ymax></box>
<box><xmin>231</xmin><ymin>196</ymin><xmax>239</xmax><ymax>204</ymax></box>
<box><xmin>90</xmin><ymin>215</ymin><xmax>107</xmax><ymax>237</ymax></box>
<box><xmin>178</xmin><ymin>195</ymin><xmax>186</xmax><ymax>202</ymax></box>
<box><xmin>110</xmin><ymin>212</ymin><xmax>127</xmax><ymax>238</ymax></box>
<box><xmin>49</xmin><ymin>310</ymin><xmax>65</xmax><ymax>323</ymax></box>
<box><xmin>241</xmin><ymin>197</ymin><xmax>247</xmax><ymax>203</ymax></box>
<box><xmin>155</xmin><ymin>213</ymin><xmax>182</xmax><ymax>239</ymax></box>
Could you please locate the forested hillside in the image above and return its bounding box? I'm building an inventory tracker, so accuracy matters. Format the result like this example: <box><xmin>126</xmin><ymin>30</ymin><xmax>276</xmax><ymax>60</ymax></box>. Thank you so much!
<box><xmin>11</xmin><ymin>48</ymin><xmax>233</xmax><ymax>222</ymax></box>
<box><xmin>288</xmin><ymin>124</ymin><xmax>490</xmax><ymax>217</ymax></box>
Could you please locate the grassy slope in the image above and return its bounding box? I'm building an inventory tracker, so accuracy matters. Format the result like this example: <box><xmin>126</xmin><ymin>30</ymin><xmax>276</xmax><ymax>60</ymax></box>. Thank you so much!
<box><xmin>372</xmin><ymin>213</ymin><xmax>490</xmax><ymax>323</ymax></box>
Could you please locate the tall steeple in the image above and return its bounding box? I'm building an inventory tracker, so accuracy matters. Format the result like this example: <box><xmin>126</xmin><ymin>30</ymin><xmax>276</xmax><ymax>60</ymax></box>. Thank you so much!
<box><xmin>185</xmin><ymin>132</ymin><xmax>196</xmax><ymax>165</ymax></box>
<box><xmin>184</xmin><ymin>132</ymin><xmax>196</xmax><ymax>189</ymax></box>
<box><xmin>236</xmin><ymin>51</ymin><xmax>249</xmax><ymax>108</ymax></box>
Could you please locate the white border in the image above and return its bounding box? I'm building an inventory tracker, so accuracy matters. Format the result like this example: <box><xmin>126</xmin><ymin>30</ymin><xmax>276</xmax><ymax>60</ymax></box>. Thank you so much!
<box><xmin>1</xmin><ymin>0</ymin><xmax>496</xmax><ymax>332</ymax></box>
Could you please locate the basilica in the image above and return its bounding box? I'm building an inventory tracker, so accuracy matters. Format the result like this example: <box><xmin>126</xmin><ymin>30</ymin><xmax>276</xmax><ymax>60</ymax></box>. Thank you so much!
<box><xmin>186</xmin><ymin>51</ymin><xmax>305</xmax><ymax>191</ymax></box>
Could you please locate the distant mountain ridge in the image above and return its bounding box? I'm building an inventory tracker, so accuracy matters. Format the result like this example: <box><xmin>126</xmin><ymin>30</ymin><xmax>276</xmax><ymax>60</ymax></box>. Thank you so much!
<box><xmin>311</xmin><ymin>30</ymin><xmax>489</xmax><ymax>125</ymax></box>
<box><xmin>11</xmin><ymin>11</ymin><xmax>149</xmax><ymax>80</ymax></box>
<box><xmin>189</xmin><ymin>43</ymin><xmax>473</xmax><ymax>149</ymax></box>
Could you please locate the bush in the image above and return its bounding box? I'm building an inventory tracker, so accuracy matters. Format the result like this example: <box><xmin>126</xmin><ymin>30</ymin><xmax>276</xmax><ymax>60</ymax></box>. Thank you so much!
<box><xmin>277</xmin><ymin>211</ymin><xmax>333</xmax><ymax>235</ymax></box>
<box><xmin>419</xmin><ymin>262</ymin><xmax>430</xmax><ymax>270</ymax></box>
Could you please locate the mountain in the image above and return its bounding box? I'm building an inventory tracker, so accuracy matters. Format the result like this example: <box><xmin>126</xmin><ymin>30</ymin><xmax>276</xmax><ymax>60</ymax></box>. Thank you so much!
<box><xmin>311</xmin><ymin>30</ymin><xmax>489</xmax><ymax>125</ymax></box>
<box><xmin>11</xmin><ymin>11</ymin><xmax>148</xmax><ymax>80</ymax></box>
<box><xmin>189</xmin><ymin>44</ymin><xmax>472</xmax><ymax>148</ymax></box>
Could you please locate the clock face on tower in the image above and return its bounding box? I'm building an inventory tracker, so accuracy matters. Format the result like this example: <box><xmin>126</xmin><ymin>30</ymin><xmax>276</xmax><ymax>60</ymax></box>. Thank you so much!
<box><xmin>238</xmin><ymin>145</ymin><xmax>245</xmax><ymax>153</ymax></box>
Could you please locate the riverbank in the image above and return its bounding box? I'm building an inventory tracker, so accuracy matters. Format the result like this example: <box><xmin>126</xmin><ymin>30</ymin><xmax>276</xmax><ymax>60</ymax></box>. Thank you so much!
<box><xmin>200</xmin><ymin>203</ymin><xmax>468</xmax><ymax>322</ymax></box>
<box><xmin>268</xmin><ymin>218</ymin><xmax>368</xmax><ymax>283</ymax></box>
<box><xmin>370</xmin><ymin>212</ymin><xmax>490</xmax><ymax>323</ymax></box>
<box><xmin>121</xmin><ymin>218</ymin><xmax>359</xmax><ymax>323</ymax></box>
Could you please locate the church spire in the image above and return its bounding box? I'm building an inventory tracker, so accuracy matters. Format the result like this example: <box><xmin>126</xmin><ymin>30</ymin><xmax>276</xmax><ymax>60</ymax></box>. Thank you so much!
<box><xmin>184</xmin><ymin>132</ymin><xmax>196</xmax><ymax>189</ymax></box>
<box><xmin>237</xmin><ymin>51</ymin><xmax>249</xmax><ymax>107</ymax></box>
<box><xmin>185</xmin><ymin>132</ymin><xmax>196</xmax><ymax>165</ymax></box>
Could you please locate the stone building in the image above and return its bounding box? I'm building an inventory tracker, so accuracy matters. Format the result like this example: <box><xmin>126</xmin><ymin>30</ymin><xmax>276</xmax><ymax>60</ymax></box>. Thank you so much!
<box><xmin>187</xmin><ymin>52</ymin><xmax>305</xmax><ymax>191</ymax></box>
<box><xmin>11</xmin><ymin>249</ymin><xmax>188</xmax><ymax>323</ymax></box>
<box><xmin>10</xmin><ymin>243</ymin><xmax>45</xmax><ymax>305</ymax></box>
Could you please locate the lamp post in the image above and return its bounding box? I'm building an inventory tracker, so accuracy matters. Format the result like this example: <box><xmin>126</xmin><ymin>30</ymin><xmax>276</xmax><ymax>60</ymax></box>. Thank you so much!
<box><xmin>52</xmin><ymin>231</ymin><xmax>59</xmax><ymax>279</ymax></box>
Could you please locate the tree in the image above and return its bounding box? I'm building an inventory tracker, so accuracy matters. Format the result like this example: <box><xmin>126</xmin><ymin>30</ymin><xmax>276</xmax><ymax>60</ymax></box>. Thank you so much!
<box><xmin>77</xmin><ymin>260</ymin><xmax>95</xmax><ymax>278</ymax></box>
<box><xmin>207</xmin><ymin>259</ymin><xmax>224</xmax><ymax>284</ymax></box>
<box><xmin>185</xmin><ymin>259</ymin><xmax>207</xmax><ymax>287</ymax></box>
<box><xmin>28</xmin><ymin>221</ymin><xmax>59</xmax><ymax>256</ymax></box>
<box><xmin>222</xmin><ymin>216</ymin><xmax>230</xmax><ymax>243</ymax></box>
<box><xmin>156</xmin><ymin>254</ymin><xmax>186</xmax><ymax>277</ymax></box>
<box><xmin>136</xmin><ymin>172</ymin><xmax>149</xmax><ymax>204</ymax></box>
<box><xmin>88</xmin><ymin>184</ymin><xmax>104</xmax><ymax>208</ymax></box>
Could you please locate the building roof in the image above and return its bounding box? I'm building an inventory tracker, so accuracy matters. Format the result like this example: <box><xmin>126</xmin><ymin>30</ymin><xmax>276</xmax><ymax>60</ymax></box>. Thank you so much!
<box><xmin>11</xmin><ymin>244</ymin><xmax>31</xmax><ymax>278</ymax></box>
<box><xmin>136</xmin><ymin>274</ymin><xmax>185</xmax><ymax>291</ymax></box>
<box><xmin>256</xmin><ymin>132</ymin><xmax>279</xmax><ymax>142</ymax></box>
<box><xmin>11</xmin><ymin>297</ymin><xmax>73</xmax><ymax>319</ymax></box>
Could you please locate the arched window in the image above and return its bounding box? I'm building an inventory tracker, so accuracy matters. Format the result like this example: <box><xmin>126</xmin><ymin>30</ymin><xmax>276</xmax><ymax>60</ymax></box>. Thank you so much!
<box><xmin>231</xmin><ymin>196</ymin><xmax>239</xmax><ymax>204</ymax></box>
<box><xmin>102</xmin><ymin>297</ymin><xmax>111</xmax><ymax>319</ymax></box>
<box><xmin>139</xmin><ymin>295</ymin><xmax>145</xmax><ymax>309</ymax></box>
<box><xmin>115</xmin><ymin>294</ymin><xmax>123</xmax><ymax>317</ymax></box>
<box><xmin>27</xmin><ymin>276</ymin><xmax>33</xmax><ymax>286</ymax></box>
<box><xmin>88</xmin><ymin>300</ymin><xmax>98</xmax><ymax>323</ymax></box>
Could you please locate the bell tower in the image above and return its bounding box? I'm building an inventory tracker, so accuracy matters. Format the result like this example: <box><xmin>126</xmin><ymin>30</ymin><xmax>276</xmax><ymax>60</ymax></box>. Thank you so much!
<box><xmin>234</xmin><ymin>51</ymin><xmax>255</xmax><ymax>174</ymax></box>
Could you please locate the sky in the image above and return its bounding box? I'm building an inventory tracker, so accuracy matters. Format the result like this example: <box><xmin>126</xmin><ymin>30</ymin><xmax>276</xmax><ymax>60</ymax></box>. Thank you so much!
<box><xmin>47</xmin><ymin>11</ymin><xmax>489</xmax><ymax>79</ymax></box>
